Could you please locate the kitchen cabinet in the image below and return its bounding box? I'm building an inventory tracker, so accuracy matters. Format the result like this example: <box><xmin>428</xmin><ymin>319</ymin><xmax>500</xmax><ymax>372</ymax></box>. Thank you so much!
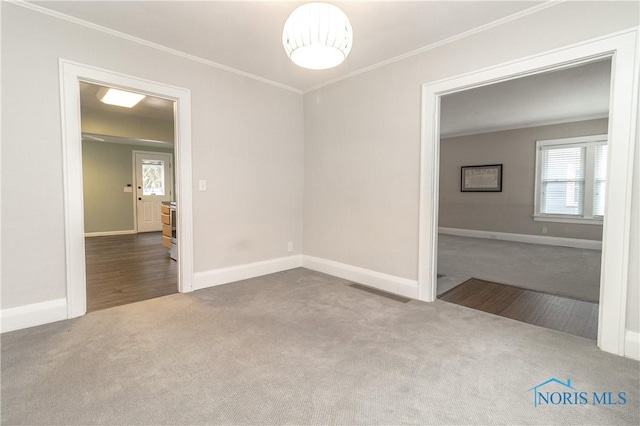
<box><xmin>161</xmin><ymin>204</ymin><xmax>171</xmax><ymax>248</ymax></box>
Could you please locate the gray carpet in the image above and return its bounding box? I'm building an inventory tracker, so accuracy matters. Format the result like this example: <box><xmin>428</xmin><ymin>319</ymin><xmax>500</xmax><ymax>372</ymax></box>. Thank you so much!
<box><xmin>2</xmin><ymin>268</ymin><xmax>638</xmax><ymax>425</ymax></box>
<box><xmin>437</xmin><ymin>234</ymin><xmax>602</xmax><ymax>302</ymax></box>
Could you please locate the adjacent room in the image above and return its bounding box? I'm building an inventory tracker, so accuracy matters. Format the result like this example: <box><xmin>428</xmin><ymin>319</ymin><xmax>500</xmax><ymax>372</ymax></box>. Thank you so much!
<box><xmin>436</xmin><ymin>60</ymin><xmax>610</xmax><ymax>340</ymax></box>
<box><xmin>2</xmin><ymin>1</ymin><xmax>638</xmax><ymax>425</ymax></box>
<box><xmin>80</xmin><ymin>82</ymin><xmax>178</xmax><ymax>311</ymax></box>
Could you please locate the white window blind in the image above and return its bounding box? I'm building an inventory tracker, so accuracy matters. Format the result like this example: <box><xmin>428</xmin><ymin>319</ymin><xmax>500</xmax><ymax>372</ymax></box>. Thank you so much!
<box><xmin>594</xmin><ymin>144</ymin><xmax>608</xmax><ymax>217</ymax></box>
<box><xmin>535</xmin><ymin>134</ymin><xmax>607</xmax><ymax>223</ymax></box>
<box><xmin>540</xmin><ymin>146</ymin><xmax>585</xmax><ymax>215</ymax></box>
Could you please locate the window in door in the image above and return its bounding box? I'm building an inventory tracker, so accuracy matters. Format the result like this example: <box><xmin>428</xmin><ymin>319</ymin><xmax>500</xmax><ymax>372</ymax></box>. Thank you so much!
<box><xmin>142</xmin><ymin>159</ymin><xmax>166</xmax><ymax>196</ymax></box>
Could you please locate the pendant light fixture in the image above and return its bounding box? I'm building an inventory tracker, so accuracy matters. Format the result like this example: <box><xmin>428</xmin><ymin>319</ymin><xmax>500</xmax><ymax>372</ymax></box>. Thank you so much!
<box><xmin>282</xmin><ymin>2</ymin><xmax>353</xmax><ymax>70</ymax></box>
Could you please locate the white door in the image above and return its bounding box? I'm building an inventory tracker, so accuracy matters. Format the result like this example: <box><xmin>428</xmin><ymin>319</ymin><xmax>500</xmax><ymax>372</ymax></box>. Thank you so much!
<box><xmin>134</xmin><ymin>151</ymin><xmax>173</xmax><ymax>233</ymax></box>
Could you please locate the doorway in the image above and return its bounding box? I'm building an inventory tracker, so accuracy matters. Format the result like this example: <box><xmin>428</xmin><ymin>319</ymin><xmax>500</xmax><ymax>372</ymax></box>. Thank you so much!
<box><xmin>417</xmin><ymin>31</ymin><xmax>638</xmax><ymax>356</ymax></box>
<box><xmin>134</xmin><ymin>151</ymin><xmax>174</xmax><ymax>233</ymax></box>
<box><xmin>80</xmin><ymin>82</ymin><xmax>179</xmax><ymax>312</ymax></box>
<box><xmin>434</xmin><ymin>60</ymin><xmax>609</xmax><ymax>340</ymax></box>
<box><xmin>60</xmin><ymin>60</ymin><xmax>194</xmax><ymax>318</ymax></box>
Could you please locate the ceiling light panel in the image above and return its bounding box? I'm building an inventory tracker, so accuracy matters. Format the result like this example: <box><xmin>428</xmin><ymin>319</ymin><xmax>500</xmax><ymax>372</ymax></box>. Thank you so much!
<box><xmin>97</xmin><ymin>87</ymin><xmax>146</xmax><ymax>108</ymax></box>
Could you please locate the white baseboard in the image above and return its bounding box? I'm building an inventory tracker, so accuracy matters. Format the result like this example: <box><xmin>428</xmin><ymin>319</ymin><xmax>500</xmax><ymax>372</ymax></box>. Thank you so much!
<box><xmin>1</xmin><ymin>299</ymin><xmax>67</xmax><ymax>333</ymax></box>
<box><xmin>302</xmin><ymin>255</ymin><xmax>418</xmax><ymax>299</ymax></box>
<box><xmin>85</xmin><ymin>230</ymin><xmax>137</xmax><ymax>237</ymax></box>
<box><xmin>1</xmin><ymin>268</ymin><xmax>634</xmax><ymax>361</ymax></box>
<box><xmin>439</xmin><ymin>227</ymin><xmax>602</xmax><ymax>250</ymax></box>
<box><xmin>625</xmin><ymin>330</ymin><xmax>640</xmax><ymax>360</ymax></box>
<box><xmin>193</xmin><ymin>255</ymin><xmax>303</xmax><ymax>291</ymax></box>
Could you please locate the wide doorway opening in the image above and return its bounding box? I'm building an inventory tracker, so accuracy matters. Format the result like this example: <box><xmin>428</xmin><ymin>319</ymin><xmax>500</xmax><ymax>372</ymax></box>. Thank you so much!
<box><xmin>418</xmin><ymin>31</ymin><xmax>638</xmax><ymax>356</ymax></box>
<box><xmin>434</xmin><ymin>59</ymin><xmax>610</xmax><ymax>340</ymax></box>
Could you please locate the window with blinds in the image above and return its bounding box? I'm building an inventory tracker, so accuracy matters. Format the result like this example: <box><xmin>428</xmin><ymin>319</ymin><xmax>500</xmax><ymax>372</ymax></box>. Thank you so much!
<box><xmin>535</xmin><ymin>135</ymin><xmax>607</xmax><ymax>223</ymax></box>
<box><xmin>594</xmin><ymin>144</ymin><xmax>608</xmax><ymax>217</ymax></box>
<box><xmin>540</xmin><ymin>146</ymin><xmax>585</xmax><ymax>215</ymax></box>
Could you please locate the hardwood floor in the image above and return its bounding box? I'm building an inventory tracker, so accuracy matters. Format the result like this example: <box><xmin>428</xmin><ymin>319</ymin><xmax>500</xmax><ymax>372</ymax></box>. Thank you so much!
<box><xmin>85</xmin><ymin>232</ymin><xmax>177</xmax><ymax>312</ymax></box>
<box><xmin>439</xmin><ymin>278</ymin><xmax>598</xmax><ymax>340</ymax></box>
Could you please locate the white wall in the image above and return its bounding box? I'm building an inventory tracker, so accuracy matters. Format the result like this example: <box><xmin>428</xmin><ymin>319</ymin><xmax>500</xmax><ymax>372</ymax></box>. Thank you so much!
<box><xmin>628</xmin><ymin>87</ymin><xmax>640</xmax><ymax>334</ymax></box>
<box><xmin>1</xmin><ymin>3</ymin><xmax>304</xmax><ymax>309</ymax></box>
<box><xmin>303</xmin><ymin>1</ymin><xmax>639</xmax><ymax>331</ymax></box>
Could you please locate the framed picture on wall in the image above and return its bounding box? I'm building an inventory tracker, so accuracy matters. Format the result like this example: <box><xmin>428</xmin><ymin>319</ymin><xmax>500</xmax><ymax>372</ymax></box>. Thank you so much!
<box><xmin>461</xmin><ymin>164</ymin><xmax>503</xmax><ymax>192</ymax></box>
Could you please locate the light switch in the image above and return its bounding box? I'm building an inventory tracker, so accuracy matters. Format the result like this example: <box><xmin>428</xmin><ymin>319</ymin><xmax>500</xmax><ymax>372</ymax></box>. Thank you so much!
<box><xmin>198</xmin><ymin>179</ymin><xmax>207</xmax><ymax>191</ymax></box>
<box><xmin>124</xmin><ymin>186</ymin><xmax>133</xmax><ymax>193</ymax></box>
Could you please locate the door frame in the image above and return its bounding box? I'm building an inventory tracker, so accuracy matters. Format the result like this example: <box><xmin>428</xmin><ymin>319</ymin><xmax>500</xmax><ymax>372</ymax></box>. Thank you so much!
<box><xmin>418</xmin><ymin>29</ymin><xmax>638</xmax><ymax>356</ymax></box>
<box><xmin>132</xmin><ymin>150</ymin><xmax>174</xmax><ymax>233</ymax></box>
<box><xmin>59</xmin><ymin>59</ymin><xmax>194</xmax><ymax>318</ymax></box>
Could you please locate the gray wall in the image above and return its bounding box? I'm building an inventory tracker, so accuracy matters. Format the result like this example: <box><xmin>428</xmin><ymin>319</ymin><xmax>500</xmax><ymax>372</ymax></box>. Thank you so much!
<box><xmin>1</xmin><ymin>1</ymin><xmax>638</xmax><ymax>334</ymax></box>
<box><xmin>303</xmin><ymin>1</ymin><xmax>639</xmax><ymax>332</ymax></box>
<box><xmin>81</xmin><ymin>107</ymin><xmax>175</xmax><ymax>142</ymax></box>
<box><xmin>1</xmin><ymin>3</ymin><xmax>304</xmax><ymax>308</ymax></box>
<box><xmin>439</xmin><ymin>119</ymin><xmax>608</xmax><ymax>241</ymax></box>
<box><xmin>82</xmin><ymin>141</ymin><xmax>173</xmax><ymax>233</ymax></box>
<box><xmin>82</xmin><ymin>108</ymin><xmax>175</xmax><ymax>233</ymax></box>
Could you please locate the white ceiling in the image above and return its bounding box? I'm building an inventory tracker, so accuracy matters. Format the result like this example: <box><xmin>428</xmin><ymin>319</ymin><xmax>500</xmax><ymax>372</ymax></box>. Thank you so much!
<box><xmin>32</xmin><ymin>1</ymin><xmax>543</xmax><ymax>92</ymax></box>
<box><xmin>440</xmin><ymin>58</ymin><xmax>612</xmax><ymax>137</ymax></box>
<box><xmin>80</xmin><ymin>81</ymin><xmax>175</xmax><ymax>121</ymax></box>
<box><xmin>80</xmin><ymin>81</ymin><xmax>175</xmax><ymax>146</ymax></box>
<box><xmin>33</xmin><ymin>1</ymin><xmax>611</xmax><ymax>137</ymax></box>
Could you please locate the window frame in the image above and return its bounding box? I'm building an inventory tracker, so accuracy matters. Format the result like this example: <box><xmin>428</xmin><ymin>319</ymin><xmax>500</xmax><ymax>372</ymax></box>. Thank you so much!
<box><xmin>533</xmin><ymin>134</ymin><xmax>608</xmax><ymax>225</ymax></box>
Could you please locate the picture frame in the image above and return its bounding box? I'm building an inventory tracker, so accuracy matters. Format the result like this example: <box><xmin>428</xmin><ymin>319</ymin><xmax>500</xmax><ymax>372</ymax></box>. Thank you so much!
<box><xmin>461</xmin><ymin>164</ymin><xmax>503</xmax><ymax>192</ymax></box>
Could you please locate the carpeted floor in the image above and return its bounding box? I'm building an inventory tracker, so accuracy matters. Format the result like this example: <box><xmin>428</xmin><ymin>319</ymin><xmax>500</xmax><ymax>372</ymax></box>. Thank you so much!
<box><xmin>437</xmin><ymin>234</ymin><xmax>602</xmax><ymax>302</ymax></box>
<box><xmin>2</xmin><ymin>268</ymin><xmax>638</xmax><ymax>425</ymax></box>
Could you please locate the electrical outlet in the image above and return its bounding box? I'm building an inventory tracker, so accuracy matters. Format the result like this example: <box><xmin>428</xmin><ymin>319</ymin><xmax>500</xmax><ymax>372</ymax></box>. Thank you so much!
<box><xmin>541</xmin><ymin>227</ymin><xmax>548</xmax><ymax>234</ymax></box>
<box><xmin>287</xmin><ymin>242</ymin><xmax>293</xmax><ymax>252</ymax></box>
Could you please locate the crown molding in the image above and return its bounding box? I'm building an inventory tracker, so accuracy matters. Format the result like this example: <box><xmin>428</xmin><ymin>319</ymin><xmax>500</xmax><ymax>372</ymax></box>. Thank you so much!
<box><xmin>7</xmin><ymin>0</ymin><xmax>303</xmax><ymax>95</ymax></box>
<box><xmin>9</xmin><ymin>0</ymin><xmax>574</xmax><ymax>95</ymax></box>
<box><xmin>302</xmin><ymin>1</ymin><xmax>565</xmax><ymax>93</ymax></box>
<box><xmin>441</xmin><ymin>113</ymin><xmax>610</xmax><ymax>139</ymax></box>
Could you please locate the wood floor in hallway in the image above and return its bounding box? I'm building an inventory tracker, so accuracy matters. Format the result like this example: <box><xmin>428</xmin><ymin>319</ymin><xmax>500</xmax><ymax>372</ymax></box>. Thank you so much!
<box><xmin>439</xmin><ymin>278</ymin><xmax>598</xmax><ymax>340</ymax></box>
<box><xmin>85</xmin><ymin>232</ymin><xmax>177</xmax><ymax>312</ymax></box>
